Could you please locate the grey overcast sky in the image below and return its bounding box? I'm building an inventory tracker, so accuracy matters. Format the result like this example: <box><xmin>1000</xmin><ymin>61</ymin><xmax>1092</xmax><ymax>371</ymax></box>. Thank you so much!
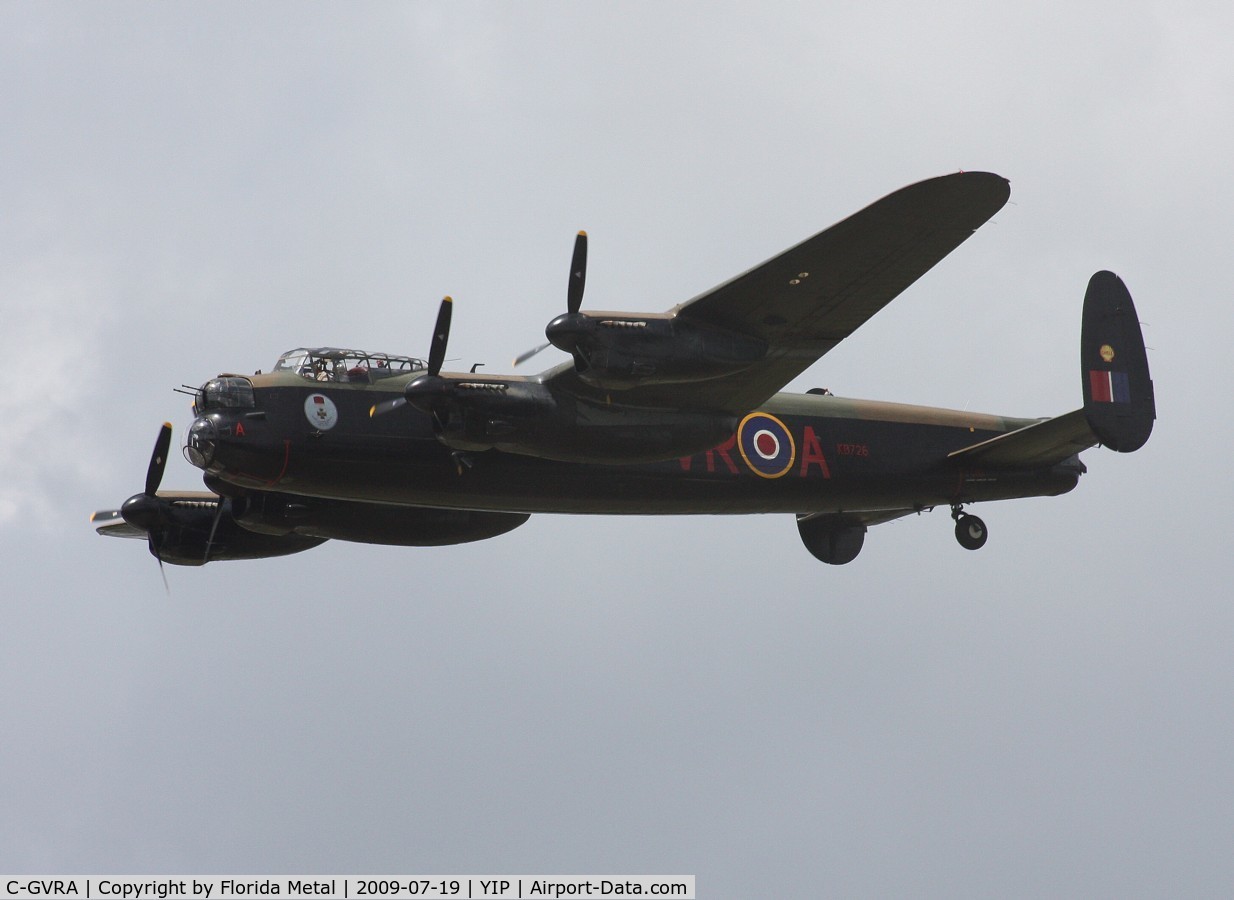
<box><xmin>2</xmin><ymin>2</ymin><xmax>1231</xmax><ymax>896</ymax></box>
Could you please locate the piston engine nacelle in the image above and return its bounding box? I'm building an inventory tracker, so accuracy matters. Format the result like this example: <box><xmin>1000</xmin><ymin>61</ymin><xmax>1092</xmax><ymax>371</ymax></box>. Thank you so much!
<box><xmin>124</xmin><ymin>494</ymin><xmax>325</xmax><ymax>566</ymax></box>
<box><xmin>545</xmin><ymin>312</ymin><xmax>767</xmax><ymax>391</ymax></box>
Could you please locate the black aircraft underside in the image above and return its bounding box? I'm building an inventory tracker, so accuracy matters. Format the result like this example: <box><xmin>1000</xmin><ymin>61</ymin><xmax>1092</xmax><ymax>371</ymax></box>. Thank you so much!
<box><xmin>93</xmin><ymin>173</ymin><xmax>1154</xmax><ymax>567</ymax></box>
<box><xmin>190</xmin><ymin>389</ymin><xmax>1080</xmax><ymax>515</ymax></box>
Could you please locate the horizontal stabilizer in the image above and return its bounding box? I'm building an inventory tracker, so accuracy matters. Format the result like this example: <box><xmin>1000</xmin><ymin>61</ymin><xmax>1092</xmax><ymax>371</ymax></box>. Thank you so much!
<box><xmin>948</xmin><ymin>409</ymin><xmax>1096</xmax><ymax>468</ymax></box>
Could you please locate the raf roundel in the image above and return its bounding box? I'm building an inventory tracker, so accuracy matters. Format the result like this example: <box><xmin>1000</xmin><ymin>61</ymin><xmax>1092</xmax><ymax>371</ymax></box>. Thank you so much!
<box><xmin>737</xmin><ymin>412</ymin><xmax>796</xmax><ymax>478</ymax></box>
<box><xmin>304</xmin><ymin>393</ymin><xmax>339</xmax><ymax>431</ymax></box>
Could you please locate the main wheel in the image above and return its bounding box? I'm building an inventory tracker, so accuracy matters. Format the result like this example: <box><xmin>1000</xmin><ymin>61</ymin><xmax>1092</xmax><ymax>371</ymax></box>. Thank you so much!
<box><xmin>954</xmin><ymin>513</ymin><xmax>988</xmax><ymax>550</ymax></box>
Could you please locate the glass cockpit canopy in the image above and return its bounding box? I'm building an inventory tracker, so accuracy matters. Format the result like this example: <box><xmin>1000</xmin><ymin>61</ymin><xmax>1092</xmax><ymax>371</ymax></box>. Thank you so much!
<box><xmin>273</xmin><ymin>348</ymin><xmax>427</xmax><ymax>384</ymax></box>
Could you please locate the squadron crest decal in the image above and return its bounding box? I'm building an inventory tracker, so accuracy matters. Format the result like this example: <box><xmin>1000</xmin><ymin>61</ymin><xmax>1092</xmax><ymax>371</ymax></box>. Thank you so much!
<box><xmin>304</xmin><ymin>393</ymin><xmax>339</xmax><ymax>430</ymax></box>
<box><xmin>737</xmin><ymin>412</ymin><xmax>796</xmax><ymax>478</ymax></box>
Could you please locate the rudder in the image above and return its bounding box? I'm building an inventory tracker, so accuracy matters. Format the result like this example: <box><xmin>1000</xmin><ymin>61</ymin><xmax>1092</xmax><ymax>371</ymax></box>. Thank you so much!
<box><xmin>1081</xmin><ymin>271</ymin><xmax>1155</xmax><ymax>452</ymax></box>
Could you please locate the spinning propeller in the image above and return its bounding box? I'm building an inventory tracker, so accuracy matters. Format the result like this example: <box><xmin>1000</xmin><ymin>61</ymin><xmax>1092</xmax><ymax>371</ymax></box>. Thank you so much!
<box><xmin>370</xmin><ymin>297</ymin><xmax>454</xmax><ymax>418</ymax></box>
<box><xmin>118</xmin><ymin>422</ymin><xmax>172</xmax><ymax>535</ymax></box>
<box><xmin>374</xmin><ymin>230</ymin><xmax>592</xmax><ymax>419</ymax></box>
<box><xmin>108</xmin><ymin>422</ymin><xmax>175</xmax><ymax>582</ymax></box>
<box><xmin>513</xmin><ymin>230</ymin><xmax>589</xmax><ymax>367</ymax></box>
<box><xmin>96</xmin><ymin>422</ymin><xmax>229</xmax><ymax>576</ymax></box>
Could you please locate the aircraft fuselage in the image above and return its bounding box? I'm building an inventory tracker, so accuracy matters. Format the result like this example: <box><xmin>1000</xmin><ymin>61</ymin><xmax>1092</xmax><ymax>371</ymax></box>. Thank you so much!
<box><xmin>186</xmin><ymin>371</ymin><xmax>1081</xmax><ymax>518</ymax></box>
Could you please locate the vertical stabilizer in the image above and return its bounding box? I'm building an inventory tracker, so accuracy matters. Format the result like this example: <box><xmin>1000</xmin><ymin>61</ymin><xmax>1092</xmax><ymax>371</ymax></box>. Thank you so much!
<box><xmin>1081</xmin><ymin>271</ymin><xmax>1155</xmax><ymax>452</ymax></box>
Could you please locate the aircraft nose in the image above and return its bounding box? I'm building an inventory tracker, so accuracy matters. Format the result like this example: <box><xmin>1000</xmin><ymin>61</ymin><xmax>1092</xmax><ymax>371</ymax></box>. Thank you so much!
<box><xmin>184</xmin><ymin>416</ymin><xmax>218</xmax><ymax>469</ymax></box>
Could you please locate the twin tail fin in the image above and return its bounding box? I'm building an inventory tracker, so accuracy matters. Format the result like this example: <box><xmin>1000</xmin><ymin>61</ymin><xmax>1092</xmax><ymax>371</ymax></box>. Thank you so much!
<box><xmin>949</xmin><ymin>270</ymin><xmax>1154</xmax><ymax>468</ymax></box>
<box><xmin>1081</xmin><ymin>271</ymin><xmax>1155</xmax><ymax>452</ymax></box>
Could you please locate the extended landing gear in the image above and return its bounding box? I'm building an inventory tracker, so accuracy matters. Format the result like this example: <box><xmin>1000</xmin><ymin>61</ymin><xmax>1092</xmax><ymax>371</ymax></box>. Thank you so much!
<box><xmin>951</xmin><ymin>505</ymin><xmax>988</xmax><ymax>551</ymax></box>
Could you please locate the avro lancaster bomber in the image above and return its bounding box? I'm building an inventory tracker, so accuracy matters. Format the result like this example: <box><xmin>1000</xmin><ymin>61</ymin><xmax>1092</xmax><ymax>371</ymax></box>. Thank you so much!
<box><xmin>92</xmin><ymin>172</ymin><xmax>1155</xmax><ymax>567</ymax></box>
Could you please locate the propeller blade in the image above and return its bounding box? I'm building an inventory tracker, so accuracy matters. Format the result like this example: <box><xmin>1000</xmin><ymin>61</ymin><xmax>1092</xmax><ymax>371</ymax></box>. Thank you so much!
<box><xmin>516</xmin><ymin>231</ymin><xmax>588</xmax><ymax>366</ymax></box>
<box><xmin>144</xmin><ymin>422</ymin><xmax>173</xmax><ymax>496</ymax></box>
<box><xmin>149</xmin><ymin>531</ymin><xmax>170</xmax><ymax>594</ymax></box>
<box><xmin>369</xmin><ymin>397</ymin><xmax>407</xmax><ymax>418</ymax></box>
<box><xmin>567</xmin><ymin>230</ymin><xmax>587</xmax><ymax>315</ymax></box>
<box><xmin>427</xmin><ymin>296</ymin><xmax>453</xmax><ymax>377</ymax></box>
<box><xmin>122</xmin><ymin>424</ymin><xmax>176</xmax><ymax>533</ymax></box>
<box><xmin>202</xmin><ymin>498</ymin><xmax>226</xmax><ymax>564</ymax></box>
<box><xmin>512</xmin><ymin>341</ymin><xmax>551</xmax><ymax>368</ymax></box>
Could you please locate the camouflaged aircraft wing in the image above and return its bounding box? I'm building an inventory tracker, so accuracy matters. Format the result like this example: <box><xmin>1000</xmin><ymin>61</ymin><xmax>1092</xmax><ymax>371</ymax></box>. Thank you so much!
<box><xmin>543</xmin><ymin>171</ymin><xmax>1010</xmax><ymax>414</ymax></box>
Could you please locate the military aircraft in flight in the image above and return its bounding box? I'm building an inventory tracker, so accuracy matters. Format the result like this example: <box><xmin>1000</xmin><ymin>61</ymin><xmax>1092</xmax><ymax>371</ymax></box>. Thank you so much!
<box><xmin>91</xmin><ymin>171</ymin><xmax>1154</xmax><ymax>568</ymax></box>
